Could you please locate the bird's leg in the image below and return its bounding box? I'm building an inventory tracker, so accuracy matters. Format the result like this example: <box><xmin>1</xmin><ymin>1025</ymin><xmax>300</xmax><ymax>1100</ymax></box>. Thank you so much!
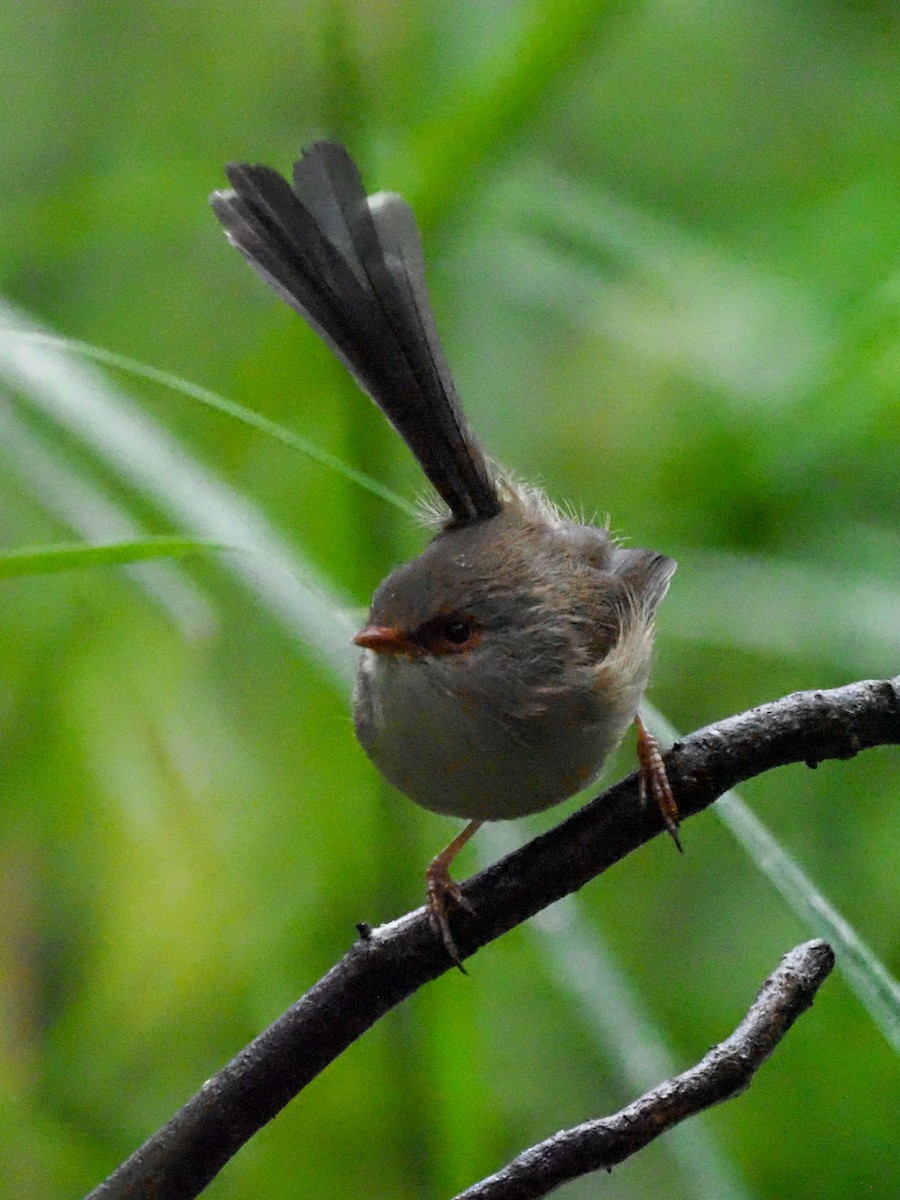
<box><xmin>426</xmin><ymin>819</ymin><xmax>482</xmax><ymax>970</ymax></box>
<box><xmin>634</xmin><ymin>713</ymin><xmax>682</xmax><ymax>852</ymax></box>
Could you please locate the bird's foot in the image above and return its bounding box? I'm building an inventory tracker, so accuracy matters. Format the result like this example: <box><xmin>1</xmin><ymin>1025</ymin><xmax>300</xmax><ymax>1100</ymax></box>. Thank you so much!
<box><xmin>635</xmin><ymin>714</ymin><xmax>682</xmax><ymax>851</ymax></box>
<box><xmin>425</xmin><ymin>819</ymin><xmax>482</xmax><ymax>972</ymax></box>
<box><xmin>426</xmin><ymin>863</ymin><xmax>474</xmax><ymax>972</ymax></box>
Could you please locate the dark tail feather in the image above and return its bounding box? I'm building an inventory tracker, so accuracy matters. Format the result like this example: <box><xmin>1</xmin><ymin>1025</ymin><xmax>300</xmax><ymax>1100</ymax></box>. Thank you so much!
<box><xmin>211</xmin><ymin>140</ymin><xmax>500</xmax><ymax>524</ymax></box>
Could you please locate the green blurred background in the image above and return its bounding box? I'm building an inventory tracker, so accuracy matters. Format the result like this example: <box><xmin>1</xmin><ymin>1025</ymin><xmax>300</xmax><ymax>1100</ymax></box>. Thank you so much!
<box><xmin>0</xmin><ymin>2</ymin><xmax>897</xmax><ymax>1197</ymax></box>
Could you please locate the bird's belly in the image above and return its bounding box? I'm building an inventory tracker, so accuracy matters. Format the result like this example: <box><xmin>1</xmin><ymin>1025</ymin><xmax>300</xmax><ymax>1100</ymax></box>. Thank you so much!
<box><xmin>353</xmin><ymin>655</ymin><xmax>633</xmax><ymax>821</ymax></box>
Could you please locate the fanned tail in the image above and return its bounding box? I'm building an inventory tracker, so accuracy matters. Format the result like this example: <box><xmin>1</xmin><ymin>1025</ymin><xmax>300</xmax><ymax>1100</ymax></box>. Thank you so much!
<box><xmin>211</xmin><ymin>140</ymin><xmax>500</xmax><ymax>524</ymax></box>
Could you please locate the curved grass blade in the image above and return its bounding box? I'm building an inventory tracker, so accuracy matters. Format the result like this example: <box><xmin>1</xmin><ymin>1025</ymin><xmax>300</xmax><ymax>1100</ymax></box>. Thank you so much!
<box><xmin>0</xmin><ymin>299</ymin><xmax>357</xmax><ymax>684</ymax></box>
<box><xmin>0</xmin><ymin>402</ymin><xmax>216</xmax><ymax>638</ymax></box>
<box><xmin>0</xmin><ymin>330</ymin><xmax>418</xmax><ymax>520</ymax></box>
<box><xmin>644</xmin><ymin>702</ymin><xmax>900</xmax><ymax>1054</ymax></box>
<box><xmin>0</xmin><ymin>536</ymin><xmax>222</xmax><ymax>579</ymax></box>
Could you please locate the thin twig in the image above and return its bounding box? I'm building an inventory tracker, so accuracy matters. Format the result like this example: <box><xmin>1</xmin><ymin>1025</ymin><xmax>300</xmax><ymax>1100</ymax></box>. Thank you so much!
<box><xmin>84</xmin><ymin>676</ymin><xmax>899</xmax><ymax>1200</ymax></box>
<box><xmin>451</xmin><ymin>939</ymin><xmax>835</xmax><ymax>1199</ymax></box>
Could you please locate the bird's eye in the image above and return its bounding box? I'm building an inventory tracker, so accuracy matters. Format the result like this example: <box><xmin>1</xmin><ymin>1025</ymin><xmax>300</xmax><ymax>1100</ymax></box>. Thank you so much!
<box><xmin>443</xmin><ymin>618</ymin><xmax>472</xmax><ymax>644</ymax></box>
<box><xmin>410</xmin><ymin>612</ymin><xmax>478</xmax><ymax>654</ymax></box>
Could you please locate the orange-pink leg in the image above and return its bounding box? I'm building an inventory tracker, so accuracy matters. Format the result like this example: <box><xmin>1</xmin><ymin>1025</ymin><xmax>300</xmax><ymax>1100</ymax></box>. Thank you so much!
<box><xmin>635</xmin><ymin>713</ymin><xmax>682</xmax><ymax>851</ymax></box>
<box><xmin>426</xmin><ymin>819</ymin><xmax>482</xmax><ymax>970</ymax></box>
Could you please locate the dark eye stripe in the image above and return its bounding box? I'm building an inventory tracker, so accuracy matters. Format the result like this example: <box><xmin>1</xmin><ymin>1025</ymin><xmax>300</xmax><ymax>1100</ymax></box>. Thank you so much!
<box><xmin>409</xmin><ymin>611</ymin><xmax>479</xmax><ymax>655</ymax></box>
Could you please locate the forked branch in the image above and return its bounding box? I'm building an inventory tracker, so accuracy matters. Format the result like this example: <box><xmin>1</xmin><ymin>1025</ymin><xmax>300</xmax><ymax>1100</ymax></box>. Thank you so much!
<box><xmin>453</xmin><ymin>940</ymin><xmax>835</xmax><ymax>1199</ymax></box>
<box><xmin>85</xmin><ymin>676</ymin><xmax>899</xmax><ymax>1200</ymax></box>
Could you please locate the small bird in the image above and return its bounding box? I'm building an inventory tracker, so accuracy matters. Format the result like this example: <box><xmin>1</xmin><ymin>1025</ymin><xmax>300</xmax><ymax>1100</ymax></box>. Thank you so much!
<box><xmin>211</xmin><ymin>140</ymin><xmax>678</xmax><ymax>966</ymax></box>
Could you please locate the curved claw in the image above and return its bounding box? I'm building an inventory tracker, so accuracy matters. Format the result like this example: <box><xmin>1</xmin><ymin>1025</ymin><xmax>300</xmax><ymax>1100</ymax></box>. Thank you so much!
<box><xmin>635</xmin><ymin>713</ymin><xmax>682</xmax><ymax>851</ymax></box>
<box><xmin>426</xmin><ymin>865</ymin><xmax>475</xmax><ymax>972</ymax></box>
<box><xmin>425</xmin><ymin>819</ymin><xmax>482</xmax><ymax>971</ymax></box>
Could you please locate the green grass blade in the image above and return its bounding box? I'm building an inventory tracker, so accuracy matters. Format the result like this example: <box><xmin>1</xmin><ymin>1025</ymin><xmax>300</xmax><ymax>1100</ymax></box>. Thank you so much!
<box><xmin>0</xmin><ymin>300</ymin><xmax>357</xmax><ymax>684</ymax></box>
<box><xmin>644</xmin><ymin>702</ymin><xmax>900</xmax><ymax>1054</ymax></box>
<box><xmin>0</xmin><ymin>329</ymin><xmax>417</xmax><ymax>520</ymax></box>
<box><xmin>0</xmin><ymin>403</ymin><xmax>216</xmax><ymax>637</ymax></box>
<box><xmin>715</xmin><ymin>791</ymin><xmax>900</xmax><ymax>1053</ymax></box>
<box><xmin>0</xmin><ymin>537</ymin><xmax>222</xmax><ymax>579</ymax></box>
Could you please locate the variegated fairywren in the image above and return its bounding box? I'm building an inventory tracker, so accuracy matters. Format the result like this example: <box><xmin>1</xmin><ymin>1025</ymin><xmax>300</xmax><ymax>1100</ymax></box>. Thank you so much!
<box><xmin>212</xmin><ymin>141</ymin><xmax>679</xmax><ymax>966</ymax></box>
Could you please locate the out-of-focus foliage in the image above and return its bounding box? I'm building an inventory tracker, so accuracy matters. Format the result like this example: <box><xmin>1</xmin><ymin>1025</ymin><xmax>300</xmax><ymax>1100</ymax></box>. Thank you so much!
<box><xmin>0</xmin><ymin>3</ymin><xmax>897</xmax><ymax>1198</ymax></box>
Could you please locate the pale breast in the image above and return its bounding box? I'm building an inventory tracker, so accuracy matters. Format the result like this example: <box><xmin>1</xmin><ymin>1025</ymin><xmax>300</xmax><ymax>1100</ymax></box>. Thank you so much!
<box><xmin>352</xmin><ymin>649</ymin><xmax>635</xmax><ymax>821</ymax></box>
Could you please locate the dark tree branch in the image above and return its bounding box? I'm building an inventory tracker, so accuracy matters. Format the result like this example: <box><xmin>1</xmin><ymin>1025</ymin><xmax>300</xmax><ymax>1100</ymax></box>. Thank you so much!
<box><xmin>84</xmin><ymin>676</ymin><xmax>899</xmax><ymax>1200</ymax></box>
<box><xmin>451</xmin><ymin>939</ymin><xmax>836</xmax><ymax>1200</ymax></box>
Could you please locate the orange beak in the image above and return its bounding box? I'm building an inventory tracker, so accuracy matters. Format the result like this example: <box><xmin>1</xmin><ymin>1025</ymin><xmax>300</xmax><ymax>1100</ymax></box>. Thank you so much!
<box><xmin>353</xmin><ymin>624</ymin><xmax>413</xmax><ymax>655</ymax></box>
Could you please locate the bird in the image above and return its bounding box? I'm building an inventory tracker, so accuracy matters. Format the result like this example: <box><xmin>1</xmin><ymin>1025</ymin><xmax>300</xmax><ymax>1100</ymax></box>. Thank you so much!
<box><xmin>211</xmin><ymin>140</ymin><xmax>678</xmax><ymax>967</ymax></box>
